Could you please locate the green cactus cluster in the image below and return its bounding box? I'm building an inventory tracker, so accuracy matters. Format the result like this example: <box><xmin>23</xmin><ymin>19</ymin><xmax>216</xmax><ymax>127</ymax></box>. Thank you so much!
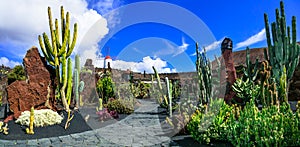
<box><xmin>195</xmin><ymin>43</ymin><xmax>212</xmax><ymax>105</ymax></box>
<box><xmin>38</xmin><ymin>6</ymin><xmax>77</xmax><ymax>112</ymax></box>
<box><xmin>130</xmin><ymin>80</ymin><xmax>151</xmax><ymax>99</ymax></box>
<box><xmin>38</xmin><ymin>6</ymin><xmax>77</xmax><ymax>129</ymax></box>
<box><xmin>188</xmin><ymin>96</ymin><xmax>300</xmax><ymax>146</ymax></box>
<box><xmin>152</xmin><ymin>66</ymin><xmax>167</xmax><ymax>105</ymax></box>
<box><xmin>232</xmin><ymin>78</ymin><xmax>260</xmax><ymax>106</ymax></box>
<box><xmin>258</xmin><ymin>61</ymin><xmax>279</xmax><ymax>107</ymax></box>
<box><xmin>188</xmin><ymin>1</ymin><xmax>300</xmax><ymax>146</ymax></box>
<box><xmin>74</xmin><ymin>54</ymin><xmax>85</xmax><ymax>108</ymax></box>
<box><xmin>264</xmin><ymin>1</ymin><xmax>300</xmax><ymax>101</ymax></box>
<box><xmin>152</xmin><ymin>67</ymin><xmax>178</xmax><ymax>111</ymax></box>
<box><xmin>243</xmin><ymin>47</ymin><xmax>259</xmax><ymax>82</ymax></box>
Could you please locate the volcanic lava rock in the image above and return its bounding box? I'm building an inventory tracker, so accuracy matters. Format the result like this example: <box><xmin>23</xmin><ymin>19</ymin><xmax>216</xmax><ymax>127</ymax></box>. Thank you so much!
<box><xmin>6</xmin><ymin>47</ymin><xmax>56</xmax><ymax>118</ymax></box>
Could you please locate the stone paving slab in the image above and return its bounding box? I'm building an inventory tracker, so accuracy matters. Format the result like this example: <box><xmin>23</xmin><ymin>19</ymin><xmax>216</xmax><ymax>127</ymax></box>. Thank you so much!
<box><xmin>0</xmin><ymin>100</ymin><xmax>176</xmax><ymax>146</ymax></box>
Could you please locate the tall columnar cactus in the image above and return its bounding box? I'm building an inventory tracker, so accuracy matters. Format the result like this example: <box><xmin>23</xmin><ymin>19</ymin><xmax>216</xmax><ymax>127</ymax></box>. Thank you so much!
<box><xmin>243</xmin><ymin>47</ymin><xmax>259</xmax><ymax>82</ymax></box>
<box><xmin>38</xmin><ymin>6</ymin><xmax>77</xmax><ymax>112</ymax></box>
<box><xmin>166</xmin><ymin>77</ymin><xmax>173</xmax><ymax>117</ymax></box>
<box><xmin>74</xmin><ymin>54</ymin><xmax>84</xmax><ymax>108</ymax></box>
<box><xmin>152</xmin><ymin>66</ymin><xmax>168</xmax><ymax>105</ymax></box>
<box><xmin>26</xmin><ymin>107</ymin><xmax>34</xmax><ymax>135</ymax></box>
<box><xmin>264</xmin><ymin>1</ymin><xmax>300</xmax><ymax>101</ymax></box>
<box><xmin>195</xmin><ymin>43</ymin><xmax>212</xmax><ymax>104</ymax></box>
<box><xmin>260</xmin><ymin>61</ymin><xmax>279</xmax><ymax>107</ymax></box>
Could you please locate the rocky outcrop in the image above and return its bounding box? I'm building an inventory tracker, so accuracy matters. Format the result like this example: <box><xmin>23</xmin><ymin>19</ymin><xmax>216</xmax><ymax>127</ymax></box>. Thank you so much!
<box><xmin>6</xmin><ymin>47</ymin><xmax>56</xmax><ymax>118</ymax></box>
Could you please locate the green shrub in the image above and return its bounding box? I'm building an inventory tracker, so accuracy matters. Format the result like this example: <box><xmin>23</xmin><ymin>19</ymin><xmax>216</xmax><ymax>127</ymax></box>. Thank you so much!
<box><xmin>188</xmin><ymin>98</ymin><xmax>300</xmax><ymax>146</ymax></box>
<box><xmin>106</xmin><ymin>98</ymin><xmax>134</xmax><ymax>114</ymax></box>
<box><xmin>131</xmin><ymin>80</ymin><xmax>150</xmax><ymax>99</ymax></box>
<box><xmin>187</xmin><ymin>98</ymin><xmax>233</xmax><ymax>144</ymax></box>
<box><xmin>96</xmin><ymin>71</ymin><xmax>115</xmax><ymax>104</ymax></box>
<box><xmin>7</xmin><ymin>65</ymin><xmax>25</xmax><ymax>85</ymax></box>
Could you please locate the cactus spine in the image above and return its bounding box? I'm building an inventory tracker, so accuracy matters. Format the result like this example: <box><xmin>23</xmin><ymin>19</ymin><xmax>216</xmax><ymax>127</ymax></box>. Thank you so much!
<box><xmin>26</xmin><ymin>107</ymin><xmax>34</xmax><ymax>135</ymax></box>
<box><xmin>38</xmin><ymin>6</ymin><xmax>77</xmax><ymax>112</ymax></box>
<box><xmin>264</xmin><ymin>1</ymin><xmax>300</xmax><ymax>102</ymax></box>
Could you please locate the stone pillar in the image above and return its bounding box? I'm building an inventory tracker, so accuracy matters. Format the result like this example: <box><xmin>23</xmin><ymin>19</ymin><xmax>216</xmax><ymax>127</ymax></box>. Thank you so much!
<box><xmin>221</xmin><ymin>38</ymin><xmax>237</xmax><ymax>103</ymax></box>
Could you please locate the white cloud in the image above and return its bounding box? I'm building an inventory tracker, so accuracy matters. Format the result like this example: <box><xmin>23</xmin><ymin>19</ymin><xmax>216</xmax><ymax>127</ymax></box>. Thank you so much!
<box><xmin>90</xmin><ymin>0</ymin><xmax>122</xmax><ymax>28</ymax></box>
<box><xmin>155</xmin><ymin>37</ymin><xmax>189</xmax><ymax>57</ymax></box>
<box><xmin>190</xmin><ymin>38</ymin><xmax>224</xmax><ymax>56</ymax></box>
<box><xmin>96</xmin><ymin>56</ymin><xmax>176</xmax><ymax>73</ymax></box>
<box><xmin>172</xmin><ymin>37</ymin><xmax>189</xmax><ymax>57</ymax></box>
<box><xmin>0</xmin><ymin>0</ymin><xmax>109</xmax><ymax>68</ymax></box>
<box><xmin>235</xmin><ymin>29</ymin><xmax>266</xmax><ymax>50</ymax></box>
<box><xmin>91</xmin><ymin>0</ymin><xmax>115</xmax><ymax>15</ymax></box>
<box><xmin>0</xmin><ymin>57</ymin><xmax>21</xmax><ymax>68</ymax></box>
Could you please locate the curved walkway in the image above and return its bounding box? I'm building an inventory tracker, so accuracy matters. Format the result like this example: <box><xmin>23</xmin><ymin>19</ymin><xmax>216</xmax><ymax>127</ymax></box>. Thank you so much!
<box><xmin>0</xmin><ymin>100</ymin><xmax>178</xmax><ymax>147</ymax></box>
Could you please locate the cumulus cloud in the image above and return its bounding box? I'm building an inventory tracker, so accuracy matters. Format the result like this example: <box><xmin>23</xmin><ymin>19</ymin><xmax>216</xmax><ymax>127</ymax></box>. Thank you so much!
<box><xmin>95</xmin><ymin>56</ymin><xmax>176</xmax><ymax>73</ymax></box>
<box><xmin>235</xmin><ymin>29</ymin><xmax>266</xmax><ymax>50</ymax></box>
<box><xmin>0</xmin><ymin>0</ymin><xmax>109</xmax><ymax>67</ymax></box>
<box><xmin>0</xmin><ymin>57</ymin><xmax>21</xmax><ymax>68</ymax></box>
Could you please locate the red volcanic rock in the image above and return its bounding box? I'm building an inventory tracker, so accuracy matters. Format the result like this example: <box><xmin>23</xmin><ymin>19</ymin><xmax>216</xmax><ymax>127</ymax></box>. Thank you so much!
<box><xmin>221</xmin><ymin>38</ymin><xmax>237</xmax><ymax>103</ymax></box>
<box><xmin>6</xmin><ymin>47</ymin><xmax>56</xmax><ymax>118</ymax></box>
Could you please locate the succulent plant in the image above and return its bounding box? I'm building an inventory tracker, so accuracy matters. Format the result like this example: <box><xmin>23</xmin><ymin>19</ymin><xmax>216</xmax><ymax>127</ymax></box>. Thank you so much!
<box><xmin>0</xmin><ymin>121</ymin><xmax>9</xmax><ymax>135</ymax></box>
<box><xmin>15</xmin><ymin>109</ymin><xmax>63</xmax><ymax>127</ymax></box>
<box><xmin>264</xmin><ymin>1</ymin><xmax>300</xmax><ymax>102</ymax></box>
<box><xmin>96</xmin><ymin>108</ymin><xmax>118</xmax><ymax>122</ymax></box>
<box><xmin>26</xmin><ymin>106</ymin><xmax>34</xmax><ymax>135</ymax></box>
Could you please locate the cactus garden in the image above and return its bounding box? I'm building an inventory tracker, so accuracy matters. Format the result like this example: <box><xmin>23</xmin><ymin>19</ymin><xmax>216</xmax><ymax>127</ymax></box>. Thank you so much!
<box><xmin>0</xmin><ymin>0</ymin><xmax>300</xmax><ymax>146</ymax></box>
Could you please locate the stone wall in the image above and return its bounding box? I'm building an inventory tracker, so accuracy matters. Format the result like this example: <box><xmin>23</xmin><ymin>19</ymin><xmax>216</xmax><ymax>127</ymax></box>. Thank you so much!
<box><xmin>80</xmin><ymin>59</ymin><xmax>99</xmax><ymax>105</ymax></box>
<box><xmin>0</xmin><ymin>75</ymin><xmax>7</xmax><ymax>104</ymax></box>
<box><xmin>289</xmin><ymin>65</ymin><xmax>300</xmax><ymax>101</ymax></box>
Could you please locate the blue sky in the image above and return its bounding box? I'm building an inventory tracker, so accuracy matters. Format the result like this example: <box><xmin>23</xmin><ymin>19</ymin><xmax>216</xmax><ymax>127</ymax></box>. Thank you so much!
<box><xmin>0</xmin><ymin>0</ymin><xmax>299</xmax><ymax>73</ymax></box>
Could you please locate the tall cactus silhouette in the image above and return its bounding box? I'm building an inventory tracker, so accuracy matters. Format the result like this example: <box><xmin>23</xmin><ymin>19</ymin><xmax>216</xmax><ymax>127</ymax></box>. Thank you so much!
<box><xmin>74</xmin><ymin>54</ymin><xmax>84</xmax><ymax>108</ymax></box>
<box><xmin>243</xmin><ymin>47</ymin><xmax>259</xmax><ymax>82</ymax></box>
<box><xmin>264</xmin><ymin>1</ymin><xmax>300</xmax><ymax>101</ymax></box>
<box><xmin>195</xmin><ymin>43</ymin><xmax>212</xmax><ymax>104</ymax></box>
<box><xmin>38</xmin><ymin>6</ymin><xmax>77</xmax><ymax>112</ymax></box>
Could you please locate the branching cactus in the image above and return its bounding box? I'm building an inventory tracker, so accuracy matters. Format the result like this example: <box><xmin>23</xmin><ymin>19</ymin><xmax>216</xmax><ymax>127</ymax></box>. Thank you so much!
<box><xmin>264</xmin><ymin>1</ymin><xmax>300</xmax><ymax>101</ymax></box>
<box><xmin>38</xmin><ymin>6</ymin><xmax>77</xmax><ymax>112</ymax></box>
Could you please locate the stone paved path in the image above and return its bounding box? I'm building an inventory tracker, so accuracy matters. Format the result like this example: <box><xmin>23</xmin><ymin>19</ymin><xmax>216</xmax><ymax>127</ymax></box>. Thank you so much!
<box><xmin>0</xmin><ymin>99</ymin><xmax>177</xmax><ymax>147</ymax></box>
